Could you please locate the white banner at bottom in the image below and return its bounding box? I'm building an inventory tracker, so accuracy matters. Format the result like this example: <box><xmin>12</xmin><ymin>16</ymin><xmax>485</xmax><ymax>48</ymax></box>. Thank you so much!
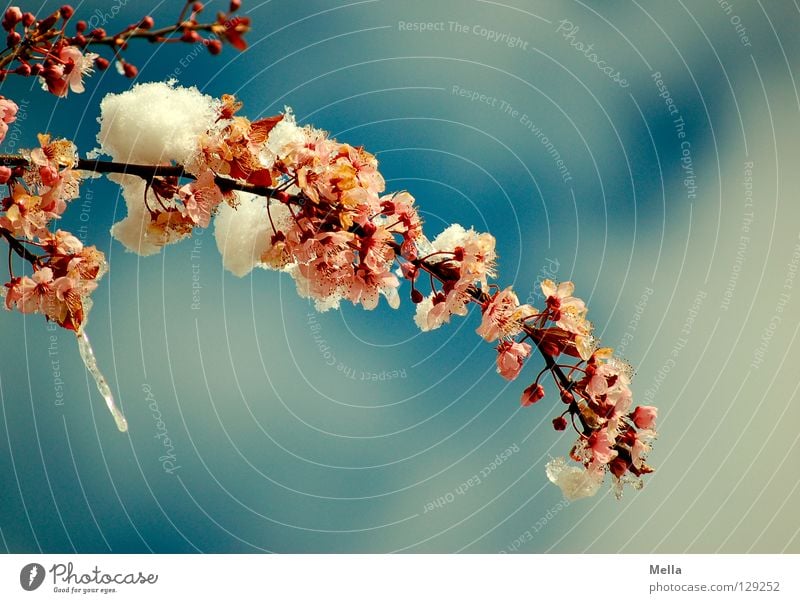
<box><xmin>0</xmin><ymin>554</ymin><xmax>797</xmax><ymax>601</ymax></box>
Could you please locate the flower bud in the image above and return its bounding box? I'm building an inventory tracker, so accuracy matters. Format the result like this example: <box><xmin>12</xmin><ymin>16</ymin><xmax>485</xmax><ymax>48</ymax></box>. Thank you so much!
<box><xmin>75</xmin><ymin>19</ymin><xmax>86</xmax><ymax>32</ymax></box>
<box><xmin>521</xmin><ymin>383</ymin><xmax>545</xmax><ymax>406</ymax></box>
<box><xmin>230</xmin><ymin>0</ymin><xmax>242</xmax><ymax>11</ymax></box>
<box><xmin>411</xmin><ymin>289</ymin><xmax>423</xmax><ymax>304</ymax></box>
<box><xmin>560</xmin><ymin>389</ymin><xmax>574</xmax><ymax>405</ymax></box>
<box><xmin>0</xmin><ymin>166</ymin><xmax>12</xmax><ymax>184</ymax></box>
<box><xmin>181</xmin><ymin>29</ymin><xmax>201</xmax><ymax>43</ymax></box>
<box><xmin>122</xmin><ymin>62</ymin><xmax>138</xmax><ymax>78</ymax></box>
<box><xmin>94</xmin><ymin>56</ymin><xmax>109</xmax><ymax>70</ymax></box>
<box><xmin>552</xmin><ymin>416</ymin><xmax>568</xmax><ymax>431</ymax></box>
<box><xmin>37</xmin><ymin>13</ymin><xmax>59</xmax><ymax>31</ymax></box>
<box><xmin>60</xmin><ymin>5</ymin><xmax>74</xmax><ymax>19</ymax></box>
<box><xmin>30</xmin><ymin>63</ymin><xmax>43</xmax><ymax>75</ymax></box>
<box><xmin>139</xmin><ymin>16</ymin><xmax>154</xmax><ymax>30</ymax></box>
<box><xmin>192</xmin><ymin>2</ymin><xmax>205</xmax><ymax>13</ymax></box>
<box><xmin>72</xmin><ymin>33</ymin><xmax>86</xmax><ymax>46</ymax></box>
<box><xmin>206</xmin><ymin>39</ymin><xmax>222</xmax><ymax>55</ymax></box>
<box><xmin>6</xmin><ymin>31</ymin><xmax>20</xmax><ymax>46</ymax></box>
<box><xmin>21</xmin><ymin>12</ymin><xmax>35</xmax><ymax>27</ymax></box>
<box><xmin>14</xmin><ymin>62</ymin><xmax>30</xmax><ymax>76</ymax></box>
<box><xmin>3</xmin><ymin>7</ymin><xmax>22</xmax><ymax>30</ymax></box>
<box><xmin>90</xmin><ymin>28</ymin><xmax>106</xmax><ymax>39</ymax></box>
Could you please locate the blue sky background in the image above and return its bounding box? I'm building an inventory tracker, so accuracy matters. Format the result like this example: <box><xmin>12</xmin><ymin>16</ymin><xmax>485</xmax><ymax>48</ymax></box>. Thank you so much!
<box><xmin>0</xmin><ymin>0</ymin><xmax>799</xmax><ymax>553</ymax></box>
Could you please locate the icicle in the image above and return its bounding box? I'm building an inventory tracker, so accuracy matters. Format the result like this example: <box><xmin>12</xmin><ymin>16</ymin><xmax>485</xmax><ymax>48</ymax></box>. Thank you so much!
<box><xmin>76</xmin><ymin>329</ymin><xmax>128</xmax><ymax>432</ymax></box>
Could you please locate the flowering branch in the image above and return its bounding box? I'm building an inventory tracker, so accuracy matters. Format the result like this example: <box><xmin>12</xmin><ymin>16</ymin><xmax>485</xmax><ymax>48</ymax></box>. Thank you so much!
<box><xmin>0</xmin><ymin>1</ymin><xmax>657</xmax><ymax>500</ymax></box>
<box><xmin>0</xmin><ymin>1</ymin><xmax>249</xmax><ymax>91</ymax></box>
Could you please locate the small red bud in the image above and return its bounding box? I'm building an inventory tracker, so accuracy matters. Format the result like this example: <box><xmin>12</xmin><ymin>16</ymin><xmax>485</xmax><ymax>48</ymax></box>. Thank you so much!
<box><xmin>60</xmin><ymin>5</ymin><xmax>74</xmax><ymax>19</ymax></box>
<box><xmin>229</xmin><ymin>0</ymin><xmax>242</xmax><ymax>12</ymax></box>
<box><xmin>192</xmin><ymin>2</ymin><xmax>205</xmax><ymax>13</ymax></box>
<box><xmin>0</xmin><ymin>166</ymin><xmax>13</xmax><ymax>184</ymax></box>
<box><xmin>139</xmin><ymin>16</ymin><xmax>154</xmax><ymax>30</ymax></box>
<box><xmin>90</xmin><ymin>28</ymin><xmax>106</xmax><ymax>39</ymax></box>
<box><xmin>560</xmin><ymin>389</ymin><xmax>574</xmax><ymax>405</ymax></box>
<box><xmin>181</xmin><ymin>29</ymin><xmax>201</xmax><ymax>43</ymax></box>
<box><xmin>3</xmin><ymin>7</ymin><xmax>22</xmax><ymax>31</ymax></box>
<box><xmin>72</xmin><ymin>33</ymin><xmax>86</xmax><ymax>46</ymax></box>
<box><xmin>540</xmin><ymin>341</ymin><xmax>561</xmax><ymax>357</ymax></box>
<box><xmin>38</xmin><ymin>13</ymin><xmax>59</xmax><ymax>31</ymax></box>
<box><xmin>411</xmin><ymin>289</ymin><xmax>424</xmax><ymax>304</ymax></box>
<box><xmin>6</xmin><ymin>31</ymin><xmax>21</xmax><ymax>46</ymax></box>
<box><xmin>75</xmin><ymin>19</ymin><xmax>86</xmax><ymax>32</ymax></box>
<box><xmin>14</xmin><ymin>63</ymin><xmax>30</xmax><ymax>76</ymax></box>
<box><xmin>122</xmin><ymin>62</ymin><xmax>138</xmax><ymax>78</ymax></box>
<box><xmin>30</xmin><ymin>63</ymin><xmax>43</xmax><ymax>75</ymax></box>
<box><xmin>94</xmin><ymin>56</ymin><xmax>109</xmax><ymax>70</ymax></box>
<box><xmin>206</xmin><ymin>39</ymin><xmax>222</xmax><ymax>55</ymax></box>
<box><xmin>552</xmin><ymin>416</ymin><xmax>568</xmax><ymax>431</ymax></box>
<box><xmin>521</xmin><ymin>383</ymin><xmax>545</xmax><ymax>407</ymax></box>
<box><xmin>21</xmin><ymin>12</ymin><xmax>35</xmax><ymax>27</ymax></box>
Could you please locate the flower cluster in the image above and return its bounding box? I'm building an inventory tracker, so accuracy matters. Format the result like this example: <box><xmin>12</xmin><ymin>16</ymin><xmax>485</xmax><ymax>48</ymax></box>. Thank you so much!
<box><xmin>1</xmin><ymin>134</ymin><xmax>106</xmax><ymax>331</ymax></box>
<box><xmin>0</xmin><ymin>1</ymin><xmax>249</xmax><ymax>97</ymax></box>
<box><xmin>1</xmin><ymin>71</ymin><xmax>659</xmax><ymax>493</ymax></box>
<box><xmin>102</xmin><ymin>86</ymin><xmax>423</xmax><ymax>312</ymax></box>
<box><xmin>91</xmin><ymin>83</ymin><xmax>659</xmax><ymax>497</ymax></box>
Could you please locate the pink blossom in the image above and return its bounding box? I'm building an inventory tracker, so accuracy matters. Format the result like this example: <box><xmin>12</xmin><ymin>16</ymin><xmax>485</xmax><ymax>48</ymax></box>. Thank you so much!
<box><xmin>55</xmin><ymin>47</ymin><xmax>98</xmax><ymax>96</ymax></box>
<box><xmin>476</xmin><ymin>287</ymin><xmax>535</xmax><ymax>342</ymax></box>
<box><xmin>588</xmin><ymin>428</ymin><xmax>617</xmax><ymax>465</ymax></box>
<box><xmin>631</xmin><ymin>405</ymin><xmax>657</xmax><ymax>429</ymax></box>
<box><xmin>496</xmin><ymin>340</ymin><xmax>531</xmax><ymax>381</ymax></box>
<box><xmin>5</xmin><ymin>267</ymin><xmax>55</xmax><ymax>315</ymax></box>
<box><xmin>180</xmin><ymin>170</ymin><xmax>223</xmax><ymax>227</ymax></box>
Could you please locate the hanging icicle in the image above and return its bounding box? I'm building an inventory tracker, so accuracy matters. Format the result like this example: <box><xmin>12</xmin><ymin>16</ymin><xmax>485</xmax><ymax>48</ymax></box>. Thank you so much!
<box><xmin>76</xmin><ymin>329</ymin><xmax>128</xmax><ymax>432</ymax></box>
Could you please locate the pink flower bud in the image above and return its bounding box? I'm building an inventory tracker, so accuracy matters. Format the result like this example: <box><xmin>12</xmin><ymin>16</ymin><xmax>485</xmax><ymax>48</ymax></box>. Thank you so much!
<box><xmin>90</xmin><ymin>28</ymin><xmax>106</xmax><ymax>39</ymax></box>
<box><xmin>230</xmin><ymin>0</ymin><xmax>242</xmax><ymax>11</ymax></box>
<box><xmin>552</xmin><ymin>416</ymin><xmax>568</xmax><ymax>431</ymax></box>
<box><xmin>0</xmin><ymin>166</ymin><xmax>12</xmax><ymax>183</ymax></box>
<box><xmin>192</xmin><ymin>2</ymin><xmax>205</xmax><ymax>13</ymax></box>
<box><xmin>521</xmin><ymin>383</ymin><xmax>545</xmax><ymax>406</ymax></box>
<box><xmin>631</xmin><ymin>405</ymin><xmax>657</xmax><ymax>429</ymax></box>
<box><xmin>122</xmin><ymin>62</ymin><xmax>138</xmax><ymax>78</ymax></box>
<box><xmin>139</xmin><ymin>16</ymin><xmax>154</xmax><ymax>30</ymax></box>
<box><xmin>206</xmin><ymin>39</ymin><xmax>222</xmax><ymax>55</ymax></box>
<box><xmin>94</xmin><ymin>56</ymin><xmax>109</xmax><ymax>70</ymax></box>
<box><xmin>21</xmin><ymin>12</ymin><xmax>35</xmax><ymax>27</ymax></box>
<box><xmin>60</xmin><ymin>5</ymin><xmax>75</xmax><ymax>19</ymax></box>
<box><xmin>6</xmin><ymin>31</ymin><xmax>21</xmax><ymax>46</ymax></box>
<box><xmin>3</xmin><ymin>7</ymin><xmax>22</xmax><ymax>30</ymax></box>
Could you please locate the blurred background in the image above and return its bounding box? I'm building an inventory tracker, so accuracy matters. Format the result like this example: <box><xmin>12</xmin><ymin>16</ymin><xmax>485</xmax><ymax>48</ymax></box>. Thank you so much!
<box><xmin>1</xmin><ymin>0</ymin><xmax>799</xmax><ymax>553</ymax></box>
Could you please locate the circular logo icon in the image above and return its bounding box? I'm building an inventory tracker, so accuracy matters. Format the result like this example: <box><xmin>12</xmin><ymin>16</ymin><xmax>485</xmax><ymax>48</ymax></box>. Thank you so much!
<box><xmin>20</xmin><ymin>563</ymin><xmax>45</xmax><ymax>591</ymax></box>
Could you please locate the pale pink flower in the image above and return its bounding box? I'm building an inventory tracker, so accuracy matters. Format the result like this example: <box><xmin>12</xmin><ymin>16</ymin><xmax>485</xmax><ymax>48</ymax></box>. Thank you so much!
<box><xmin>476</xmin><ymin>286</ymin><xmax>535</xmax><ymax>342</ymax></box>
<box><xmin>5</xmin><ymin>267</ymin><xmax>55</xmax><ymax>314</ymax></box>
<box><xmin>588</xmin><ymin>428</ymin><xmax>617</xmax><ymax>465</ymax></box>
<box><xmin>180</xmin><ymin>170</ymin><xmax>224</xmax><ymax>227</ymax></box>
<box><xmin>58</xmin><ymin>46</ymin><xmax>98</xmax><ymax>95</ymax></box>
<box><xmin>631</xmin><ymin>405</ymin><xmax>658</xmax><ymax>430</ymax></box>
<box><xmin>496</xmin><ymin>340</ymin><xmax>531</xmax><ymax>381</ymax></box>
